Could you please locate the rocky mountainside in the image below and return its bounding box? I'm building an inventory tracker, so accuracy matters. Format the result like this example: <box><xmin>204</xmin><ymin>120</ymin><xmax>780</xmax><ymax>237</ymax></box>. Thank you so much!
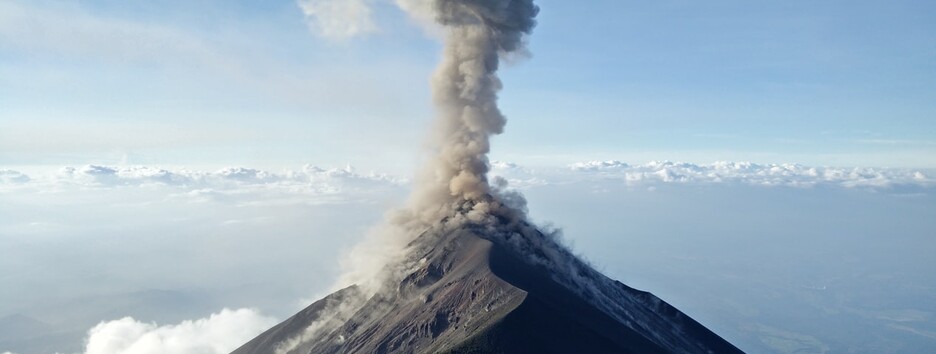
<box><xmin>232</xmin><ymin>219</ymin><xmax>742</xmax><ymax>354</ymax></box>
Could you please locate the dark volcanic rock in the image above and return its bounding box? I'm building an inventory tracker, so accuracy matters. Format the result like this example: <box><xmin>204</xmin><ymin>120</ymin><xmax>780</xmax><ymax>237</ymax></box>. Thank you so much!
<box><xmin>232</xmin><ymin>226</ymin><xmax>742</xmax><ymax>354</ymax></box>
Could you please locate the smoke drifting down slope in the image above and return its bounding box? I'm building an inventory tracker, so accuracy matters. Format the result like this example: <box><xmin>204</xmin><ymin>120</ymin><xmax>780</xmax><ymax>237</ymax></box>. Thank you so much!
<box><xmin>235</xmin><ymin>1</ymin><xmax>742</xmax><ymax>353</ymax></box>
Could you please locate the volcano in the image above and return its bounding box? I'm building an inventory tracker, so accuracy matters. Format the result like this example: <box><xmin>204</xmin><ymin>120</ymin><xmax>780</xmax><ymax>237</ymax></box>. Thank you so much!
<box><xmin>232</xmin><ymin>202</ymin><xmax>742</xmax><ymax>354</ymax></box>
<box><xmin>234</xmin><ymin>1</ymin><xmax>742</xmax><ymax>352</ymax></box>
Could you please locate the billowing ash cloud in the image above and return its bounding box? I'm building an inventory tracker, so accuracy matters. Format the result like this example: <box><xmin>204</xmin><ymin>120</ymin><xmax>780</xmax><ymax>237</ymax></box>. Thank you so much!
<box><xmin>83</xmin><ymin>308</ymin><xmax>276</xmax><ymax>354</ymax></box>
<box><xmin>294</xmin><ymin>0</ymin><xmax>540</xmax><ymax>224</ymax></box>
<box><xmin>414</xmin><ymin>0</ymin><xmax>537</xmax><ymax>207</ymax></box>
<box><xmin>329</xmin><ymin>0</ymin><xmax>541</xmax><ymax>293</ymax></box>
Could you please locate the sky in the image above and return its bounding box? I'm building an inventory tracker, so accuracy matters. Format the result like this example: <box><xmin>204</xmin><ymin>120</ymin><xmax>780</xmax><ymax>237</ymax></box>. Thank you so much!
<box><xmin>1</xmin><ymin>1</ymin><xmax>935</xmax><ymax>353</ymax></box>
<box><xmin>1</xmin><ymin>0</ymin><xmax>934</xmax><ymax>172</ymax></box>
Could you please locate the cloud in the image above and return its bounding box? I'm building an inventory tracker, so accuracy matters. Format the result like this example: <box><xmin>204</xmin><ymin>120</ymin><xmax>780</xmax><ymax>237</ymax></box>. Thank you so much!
<box><xmin>294</xmin><ymin>0</ymin><xmax>444</xmax><ymax>40</ymax></box>
<box><xmin>0</xmin><ymin>170</ymin><xmax>29</xmax><ymax>184</ymax></box>
<box><xmin>3</xmin><ymin>162</ymin><xmax>931</xmax><ymax>194</ymax></box>
<box><xmin>489</xmin><ymin>161</ymin><xmax>548</xmax><ymax>188</ymax></box>
<box><xmin>84</xmin><ymin>308</ymin><xmax>276</xmax><ymax>354</ymax></box>
<box><xmin>297</xmin><ymin>0</ymin><xmax>378</xmax><ymax>40</ymax></box>
<box><xmin>566</xmin><ymin>160</ymin><xmax>935</xmax><ymax>189</ymax></box>
<box><xmin>392</xmin><ymin>0</ymin><xmax>440</xmax><ymax>32</ymax></box>
<box><xmin>570</xmin><ymin>160</ymin><xmax>630</xmax><ymax>171</ymax></box>
<box><xmin>37</xmin><ymin>164</ymin><xmax>406</xmax><ymax>192</ymax></box>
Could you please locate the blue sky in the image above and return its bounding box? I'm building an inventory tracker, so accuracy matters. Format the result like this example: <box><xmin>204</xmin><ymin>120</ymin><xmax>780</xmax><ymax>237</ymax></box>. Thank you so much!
<box><xmin>1</xmin><ymin>0</ymin><xmax>935</xmax><ymax>172</ymax></box>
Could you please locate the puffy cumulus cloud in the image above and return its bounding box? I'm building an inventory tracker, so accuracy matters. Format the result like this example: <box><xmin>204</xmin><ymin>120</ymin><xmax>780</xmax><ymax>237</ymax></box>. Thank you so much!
<box><xmin>297</xmin><ymin>0</ymin><xmax>378</xmax><ymax>40</ymax></box>
<box><xmin>489</xmin><ymin>161</ymin><xmax>548</xmax><ymax>188</ymax></box>
<box><xmin>570</xmin><ymin>160</ymin><xmax>630</xmax><ymax>171</ymax></box>
<box><xmin>84</xmin><ymin>308</ymin><xmax>276</xmax><ymax>354</ymax></box>
<box><xmin>56</xmin><ymin>166</ymin><xmax>191</xmax><ymax>186</ymax></box>
<box><xmin>213</xmin><ymin>167</ymin><xmax>277</xmax><ymax>184</ymax></box>
<box><xmin>567</xmin><ymin>160</ymin><xmax>935</xmax><ymax>189</ymax></box>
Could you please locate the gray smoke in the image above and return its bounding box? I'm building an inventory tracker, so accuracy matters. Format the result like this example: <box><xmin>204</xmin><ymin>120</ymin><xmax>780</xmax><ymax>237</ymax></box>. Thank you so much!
<box><xmin>333</xmin><ymin>0</ymin><xmax>540</xmax><ymax>292</ymax></box>
<box><xmin>409</xmin><ymin>0</ymin><xmax>538</xmax><ymax>222</ymax></box>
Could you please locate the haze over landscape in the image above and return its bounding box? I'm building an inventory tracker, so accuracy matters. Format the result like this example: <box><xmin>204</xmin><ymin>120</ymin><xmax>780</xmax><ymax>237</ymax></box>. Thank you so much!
<box><xmin>1</xmin><ymin>0</ymin><xmax>935</xmax><ymax>353</ymax></box>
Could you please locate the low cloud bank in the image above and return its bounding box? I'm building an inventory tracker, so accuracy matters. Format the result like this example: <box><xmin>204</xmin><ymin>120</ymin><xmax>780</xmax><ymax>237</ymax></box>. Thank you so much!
<box><xmin>1</xmin><ymin>161</ymin><xmax>931</xmax><ymax>195</ymax></box>
<box><xmin>84</xmin><ymin>308</ymin><xmax>276</xmax><ymax>354</ymax></box>
<box><xmin>51</xmin><ymin>164</ymin><xmax>404</xmax><ymax>188</ymax></box>
<box><xmin>564</xmin><ymin>160</ymin><xmax>933</xmax><ymax>189</ymax></box>
<box><xmin>0</xmin><ymin>170</ymin><xmax>29</xmax><ymax>184</ymax></box>
<box><xmin>0</xmin><ymin>165</ymin><xmax>406</xmax><ymax>204</ymax></box>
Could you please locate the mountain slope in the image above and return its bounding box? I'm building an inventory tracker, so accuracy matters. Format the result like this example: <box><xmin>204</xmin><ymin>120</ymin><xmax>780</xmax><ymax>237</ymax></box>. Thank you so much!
<box><xmin>232</xmin><ymin>224</ymin><xmax>742</xmax><ymax>354</ymax></box>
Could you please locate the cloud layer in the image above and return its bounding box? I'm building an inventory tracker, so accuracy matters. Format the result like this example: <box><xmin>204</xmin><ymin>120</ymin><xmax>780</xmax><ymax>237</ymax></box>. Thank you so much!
<box><xmin>491</xmin><ymin>160</ymin><xmax>934</xmax><ymax>190</ymax></box>
<box><xmin>2</xmin><ymin>161</ymin><xmax>932</xmax><ymax>194</ymax></box>
<box><xmin>84</xmin><ymin>308</ymin><xmax>276</xmax><ymax>354</ymax></box>
<box><xmin>0</xmin><ymin>165</ymin><xmax>406</xmax><ymax>205</ymax></box>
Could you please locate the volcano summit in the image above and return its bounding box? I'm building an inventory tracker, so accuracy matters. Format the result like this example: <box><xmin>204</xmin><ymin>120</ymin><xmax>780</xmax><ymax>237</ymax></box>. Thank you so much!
<box><xmin>233</xmin><ymin>200</ymin><xmax>741</xmax><ymax>354</ymax></box>
<box><xmin>235</xmin><ymin>0</ymin><xmax>740</xmax><ymax>353</ymax></box>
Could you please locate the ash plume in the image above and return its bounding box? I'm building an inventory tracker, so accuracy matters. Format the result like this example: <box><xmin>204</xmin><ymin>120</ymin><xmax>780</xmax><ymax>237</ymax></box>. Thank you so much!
<box><xmin>409</xmin><ymin>0</ymin><xmax>538</xmax><ymax>223</ymax></box>
<box><xmin>334</xmin><ymin>0</ymin><xmax>541</xmax><ymax>292</ymax></box>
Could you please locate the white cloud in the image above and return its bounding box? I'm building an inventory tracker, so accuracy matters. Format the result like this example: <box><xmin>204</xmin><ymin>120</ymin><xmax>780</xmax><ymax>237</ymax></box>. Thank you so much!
<box><xmin>297</xmin><ymin>0</ymin><xmax>378</xmax><ymax>40</ymax></box>
<box><xmin>3</xmin><ymin>162</ymin><xmax>931</xmax><ymax>194</ymax></box>
<box><xmin>0</xmin><ymin>170</ymin><xmax>30</xmax><ymax>184</ymax></box>
<box><xmin>565</xmin><ymin>160</ymin><xmax>935</xmax><ymax>190</ymax></box>
<box><xmin>393</xmin><ymin>0</ymin><xmax>440</xmax><ymax>33</ymax></box>
<box><xmin>35</xmin><ymin>164</ymin><xmax>406</xmax><ymax>192</ymax></box>
<box><xmin>490</xmin><ymin>161</ymin><xmax>549</xmax><ymax>188</ymax></box>
<box><xmin>570</xmin><ymin>160</ymin><xmax>630</xmax><ymax>171</ymax></box>
<box><xmin>490</xmin><ymin>159</ymin><xmax>935</xmax><ymax>191</ymax></box>
<box><xmin>84</xmin><ymin>308</ymin><xmax>276</xmax><ymax>354</ymax></box>
<box><xmin>294</xmin><ymin>0</ymin><xmax>443</xmax><ymax>40</ymax></box>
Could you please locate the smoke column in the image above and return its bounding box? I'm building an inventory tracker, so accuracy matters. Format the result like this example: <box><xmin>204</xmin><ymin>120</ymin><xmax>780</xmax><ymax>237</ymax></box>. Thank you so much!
<box><xmin>333</xmin><ymin>0</ymin><xmax>540</xmax><ymax>292</ymax></box>
<box><xmin>400</xmin><ymin>0</ymin><xmax>540</xmax><ymax>232</ymax></box>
